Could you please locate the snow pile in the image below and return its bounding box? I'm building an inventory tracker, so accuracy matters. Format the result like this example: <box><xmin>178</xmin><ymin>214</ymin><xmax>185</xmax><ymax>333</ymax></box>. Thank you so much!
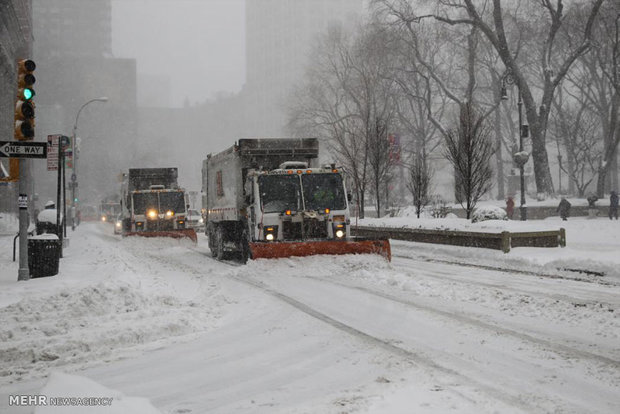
<box><xmin>0</xmin><ymin>278</ymin><xmax>218</xmax><ymax>384</ymax></box>
<box><xmin>38</xmin><ymin>209</ymin><xmax>62</xmax><ymax>224</ymax></box>
<box><xmin>471</xmin><ymin>205</ymin><xmax>507</xmax><ymax>223</ymax></box>
<box><xmin>358</xmin><ymin>215</ymin><xmax>620</xmax><ymax>281</ymax></box>
<box><xmin>0</xmin><ymin>213</ymin><xmax>18</xmax><ymax>235</ymax></box>
<box><xmin>30</xmin><ymin>233</ymin><xmax>59</xmax><ymax>240</ymax></box>
<box><xmin>35</xmin><ymin>372</ymin><xmax>160</xmax><ymax>413</ymax></box>
<box><xmin>0</xmin><ymin>229</ymin><xmax>233</xmax><ymax>386</ymax></box>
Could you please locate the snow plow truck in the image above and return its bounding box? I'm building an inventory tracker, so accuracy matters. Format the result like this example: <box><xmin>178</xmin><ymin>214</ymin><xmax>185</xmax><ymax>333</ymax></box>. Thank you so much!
<box><xmin>202</xmin><ymin>138</ymin><xmax>390</xmax><ymax>262</ymax></box>
<box><xmin>120</xmin><ymin>168</ymin><xmax>197</xmax><ymax>242</ymax></box>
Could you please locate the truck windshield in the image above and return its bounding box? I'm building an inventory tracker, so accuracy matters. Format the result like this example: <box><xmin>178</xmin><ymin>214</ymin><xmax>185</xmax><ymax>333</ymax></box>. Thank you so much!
<box><xmin>132</xmin><ymin>192</ymin><xmax>185</xmax><ymax>215</ymax></box>
<box><xmin>159</xmin><ymin>192</ymin><xmax>186</xmax><ymax>214</ymax></box>
<box><xmin>259</xmin><ymin>175</ymin><xmax>302</xmax><ymax>213</ymax></box>
<box><xmin>301</xmin><ymin>173</ymin><xmax>347</xmax><ymax>211</ymax></box>
<box><xmin>132</xmin><ymin>193</ymin><xmax>158</xmax><ymax>215</ymax></box>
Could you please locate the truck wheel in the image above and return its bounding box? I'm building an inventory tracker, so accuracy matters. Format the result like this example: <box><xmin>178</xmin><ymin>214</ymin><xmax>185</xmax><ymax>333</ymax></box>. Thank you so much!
<box><xmin>239</xmin><ymin>229</ymin><xmax>251</xmax><ymax>264</ymax></box>
<box><xmin>215</xmin><ymin>225</ymin><xmax>225</xmax><ymax>261</ymax></box>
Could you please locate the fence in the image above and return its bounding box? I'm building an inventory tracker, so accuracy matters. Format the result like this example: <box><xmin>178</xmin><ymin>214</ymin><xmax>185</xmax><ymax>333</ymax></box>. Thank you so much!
<box><xmin>352</xmin><ymin>226</ymin><xmax>565</xmax><ymax>253</ymax></box>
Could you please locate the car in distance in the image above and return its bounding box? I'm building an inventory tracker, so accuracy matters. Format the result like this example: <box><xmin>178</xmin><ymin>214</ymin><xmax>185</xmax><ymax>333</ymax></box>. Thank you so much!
<box><xmin>186</xmin><ymin>209</ymin><xmax>204</xmax><ymax>231</ymax></box>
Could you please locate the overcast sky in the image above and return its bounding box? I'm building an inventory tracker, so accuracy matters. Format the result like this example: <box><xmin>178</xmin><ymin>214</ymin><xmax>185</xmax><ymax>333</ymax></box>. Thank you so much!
<box><xmin>111</xmin><ymin>0</ymin><xmax>246</xmax><ymax>107</ymax></box>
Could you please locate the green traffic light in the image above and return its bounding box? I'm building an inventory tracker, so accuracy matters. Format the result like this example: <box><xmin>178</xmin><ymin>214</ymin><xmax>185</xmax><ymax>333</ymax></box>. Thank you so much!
<box><xmin>23</xmin><ymin>88</ymin><xmax>34</xmax><ymax>100</ymax></box>
<box><xmin>74</xmin><ymin>198</ymin><xmax>78</xmax><ymax>203</ymax></box>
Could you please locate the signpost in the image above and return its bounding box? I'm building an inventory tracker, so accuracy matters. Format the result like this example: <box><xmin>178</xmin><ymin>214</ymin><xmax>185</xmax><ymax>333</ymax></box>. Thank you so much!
<box><xmin>47</xmin><ymin>134</ymin><xmax>61</xmax><ymax>171</ymax></box>
<box><xmin>0</xmin><ymin>141</ymin><xmax>47</xmax><ymax>158</ymax></box>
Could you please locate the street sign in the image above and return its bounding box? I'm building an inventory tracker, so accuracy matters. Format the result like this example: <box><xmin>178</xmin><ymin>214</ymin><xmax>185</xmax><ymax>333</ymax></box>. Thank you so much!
<box><xmin>18</xmin><ymin>194</ymin><xmax>28</xmax><ymax>209</ymax></box>
<box><xmin>47</xmin><ymin>134</ymin><xmax>61</xmax><ymax>171</ymax></box>
<box><xmin>0</xmin><ymin>141</ymin><xmax>47</xmax><ymax>158</ymax></box>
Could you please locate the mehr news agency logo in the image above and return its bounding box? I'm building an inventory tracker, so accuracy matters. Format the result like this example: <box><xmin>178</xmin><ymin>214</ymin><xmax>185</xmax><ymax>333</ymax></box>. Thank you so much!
<box><xmin>9</xmin><ymin>394</ymin><xmax>113</xmax><ymax>407</ymax></box>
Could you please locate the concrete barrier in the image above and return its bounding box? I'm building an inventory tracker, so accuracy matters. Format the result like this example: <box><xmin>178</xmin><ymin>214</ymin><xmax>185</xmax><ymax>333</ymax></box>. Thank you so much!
<box><xmin>352</xmin><ymin>226</ymin><xmax>565</xmax><ymax>253</ymax></box>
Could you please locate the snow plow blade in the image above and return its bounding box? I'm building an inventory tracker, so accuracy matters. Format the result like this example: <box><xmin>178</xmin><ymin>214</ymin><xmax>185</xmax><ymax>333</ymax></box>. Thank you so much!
<box><xmin>124</xmin><ymin>229</ymin><xmax>197</xmax><ymax>243</ymax></box>
<box><xmin>249</xmin><ymin>238</ymin><xmax>391</xmax><ymax>261</ymax></box>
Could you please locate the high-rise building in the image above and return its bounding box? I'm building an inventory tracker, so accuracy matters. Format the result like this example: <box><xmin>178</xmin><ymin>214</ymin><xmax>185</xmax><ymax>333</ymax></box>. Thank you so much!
<box><xmin>31</xmin><ymin>0</ymin><xmax>137</xmax><ymax>204</ymax></box>
<box><xmin>244</xmin><ymin>0</ymin><xmax>364</xmax><ymax>136</ymax></box>
<box><xmin>32</xmin><ymin>0</ymin><xmax>112</xmax><ymax>60</ymax></box>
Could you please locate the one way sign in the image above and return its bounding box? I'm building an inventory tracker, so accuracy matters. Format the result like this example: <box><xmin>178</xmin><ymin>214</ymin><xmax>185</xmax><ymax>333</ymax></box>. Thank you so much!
<box><xmin>0</xmin><ymin>141</ymin><xmax>47</xmax><ymax>159</ymax></box>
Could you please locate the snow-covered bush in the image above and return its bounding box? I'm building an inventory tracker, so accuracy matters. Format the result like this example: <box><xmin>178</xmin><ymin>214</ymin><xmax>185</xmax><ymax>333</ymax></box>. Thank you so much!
<box><xmin>471</xmin><ymin>205</ymin><xmax>507</xmax><ymax>223</ymax></box>
<box><xmin>428</xmin><ymin>196</ymin><xmax>452</xmax><ymax>218</ymax></box>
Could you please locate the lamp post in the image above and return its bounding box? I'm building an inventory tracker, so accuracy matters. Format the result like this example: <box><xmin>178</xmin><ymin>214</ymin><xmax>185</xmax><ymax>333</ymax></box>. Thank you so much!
<box><xmin>71</xmin><ymin>97</ymin><xmax>108</xmax><ymax>229</ymax></box>
<box><xmin>501</xmin><ymin>71</ymin><xmax>529</xmax><ymax>221</ymax></box>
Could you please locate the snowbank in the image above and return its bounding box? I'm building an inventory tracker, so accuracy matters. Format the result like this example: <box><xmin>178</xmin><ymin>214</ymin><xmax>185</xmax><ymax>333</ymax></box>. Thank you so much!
<box><xmin>359</xmin><ymin>214</ymin><xmax>620</xmax><ymax>281</ymax></box>
<box><xmin>38</xmin><ymin>210</ymin><xmax>62</xmax><ymax>224</ymax></box>
<box><xmin>0</xmin><ymin>213</ymin><xmax>18</xmax><ymax>235</ymax></box>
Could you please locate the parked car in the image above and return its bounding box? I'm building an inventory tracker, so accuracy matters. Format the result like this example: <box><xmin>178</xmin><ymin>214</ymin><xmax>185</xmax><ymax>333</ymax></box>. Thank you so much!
<box><xmin>114</xmin><ymin>214</ymin><xmax>123</xmax><ymax>235</ymax></box>
<box><xmin>186</xmin><ymin>209</ymin><xmax>204</xmax><ymax>231</ymax></box>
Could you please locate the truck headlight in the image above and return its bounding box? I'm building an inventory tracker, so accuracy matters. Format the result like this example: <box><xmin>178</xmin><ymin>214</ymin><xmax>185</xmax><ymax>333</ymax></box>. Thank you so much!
<box><xmin>115</xmin><ymin>221</ymin><xmax>122</xmax><ymax>229</ymax></box>
<box><xmin>166</xmin><ymin>210</ymin><xmax>174</xmax><ymax>218</ymax></box>
<box><xmin>199</xmin><ymin>217</ymin><xmax>204</xmax><ymax>224</ymax></box>
<box><xmin>334</xmin><ymin>223</ymin><xmax>345</xmax><ymax>238</ymax></box>
<box><xmin>147</xmin><ymin>209</ymin><xmax>158</xmax><ymax>219</ymax></box>
<box><xmin>264</xmin><ymin>225</ymin><xmax>278</xmax><ymax>241</ymax></box>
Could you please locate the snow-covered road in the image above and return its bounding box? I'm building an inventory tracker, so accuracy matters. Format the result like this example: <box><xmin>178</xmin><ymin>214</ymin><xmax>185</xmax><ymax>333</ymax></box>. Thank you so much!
<box><xmin>1</xmin><ymin>223</ymin><xmax>619</xmax><ymax>413</ymax></box>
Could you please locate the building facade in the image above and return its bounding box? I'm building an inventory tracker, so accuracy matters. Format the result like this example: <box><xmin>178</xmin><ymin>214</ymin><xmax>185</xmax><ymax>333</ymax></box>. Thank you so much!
<box><xmin>0</xmin><ymin>0</ymin><xmax>33</xmax><ymax>211</ymax></box>
<box><xmin>243</xmin><ymin>0</ymin><xmax>364</xmax><ymax>137</ymax></box>
<box><xmin>32</xmin><ymin>0</ymin><xmax>112</xmax><ymax>61</ymax></box>
<box><xmin>31</xmin><ymin>0</ymin><xmax>137</xmax><ymax>205</ymax></box>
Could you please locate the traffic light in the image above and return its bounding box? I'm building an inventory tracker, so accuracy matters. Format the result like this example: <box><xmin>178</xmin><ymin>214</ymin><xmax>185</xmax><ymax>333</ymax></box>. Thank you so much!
<box><xmin>15</xmin><ymin>59</ymin><xmax>36</xmax><ymax>140</ymax></box>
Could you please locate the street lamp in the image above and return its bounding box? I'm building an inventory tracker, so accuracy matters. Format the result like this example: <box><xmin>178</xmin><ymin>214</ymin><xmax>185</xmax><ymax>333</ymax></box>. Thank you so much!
<box><xmin>501</xmin><ymin>71</ymin><xmax>529</xmax><ymax>221</ymax></box>
<box><xmin>71</xmin><ymin>96</ymin><xmax>108</xmax><ymax>229</ymax></box>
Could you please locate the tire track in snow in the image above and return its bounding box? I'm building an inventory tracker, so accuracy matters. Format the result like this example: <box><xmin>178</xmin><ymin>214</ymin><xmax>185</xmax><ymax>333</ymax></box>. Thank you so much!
<box><xmin>391</xmin><ymin>254</ymin><xmax>620</xmax><ymax>310</ymax></box>
<box><xmin>137</xmin><ymin>248</ymin><xmax>539</xmax><ymax>412</ymax></box>
<box><xmin>298</xmin><ymin>273</ymin><xmax>620</xmax><ymax>369</ymax></box>
<box><xmin>133</xmin><ymin>243</ymin><xmax>620</xmax><ymax>411</ymax></box>
<box><xmin>391</xmin><ymin>250</ymin><xmax>618</xmax><ymax>286</ymax></box>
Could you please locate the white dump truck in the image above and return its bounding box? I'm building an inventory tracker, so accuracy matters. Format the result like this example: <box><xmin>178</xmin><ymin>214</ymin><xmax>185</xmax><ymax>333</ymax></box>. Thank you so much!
<box><xmin>120</xmin><ymin>167</ymin><xmax>197</xmax><ymax>242</ymax></box>
<box><xmin>202</xmin><ymin>138</ymin><xmax>390</xmax><ymax>262</ymax></box>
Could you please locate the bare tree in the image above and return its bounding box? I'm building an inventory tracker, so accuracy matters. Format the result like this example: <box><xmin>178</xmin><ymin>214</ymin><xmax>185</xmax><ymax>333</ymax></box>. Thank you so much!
<box><xmin>551</xmin><ymin>87</ymin><xmax>603</xmax><ymax>197</ymax></box>
<box><xmin>406</xmin><ymin>151</ymin><xmax>433</xmax><ymax>218</ymax></box>
<box><xmin>350</xmin><ymin>25</ymin><xmax>399</xmax><ymax>217</ymax></box>
<box><xmin>444</xmin><ymin>103</ymin><xmax>496</xmax><ymax>219</ymax></box>
<box><xmin>374</xmin><ymin>0</ymin><xmax>604</xmax><ymax>197</ymax></box>
<box><xmin>565</xmin><ymin>3</ymin><xmax>620</xmax><ymax>196</ymax></box>
<box><xmin>288</xmin><ymin>22</ymin><xmax>398</xmax><ymax>218</ymax></box>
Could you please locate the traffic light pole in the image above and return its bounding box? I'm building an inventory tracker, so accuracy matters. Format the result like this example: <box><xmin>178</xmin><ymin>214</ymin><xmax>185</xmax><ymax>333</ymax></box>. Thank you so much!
<box><xmin>17</xmin><ymin>159</ymin><xmax>30</xmax><ymax>281</ymax></box>
<box><xmin>15</xmin><ymin>59</ymin><xmax>36</xmax><ymax>281</ymax></box>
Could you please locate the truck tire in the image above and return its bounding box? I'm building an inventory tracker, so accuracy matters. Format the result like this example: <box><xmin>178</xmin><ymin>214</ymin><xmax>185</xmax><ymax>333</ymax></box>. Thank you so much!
<box><xmin>215</xmin><ymin>225</ymin><xmax>225</xmax><ymax>261</ymax></box>
<box><xmin>239</xmin><ymin>230</ymin><xmax>251</xmax><ymax>264</ymax></box>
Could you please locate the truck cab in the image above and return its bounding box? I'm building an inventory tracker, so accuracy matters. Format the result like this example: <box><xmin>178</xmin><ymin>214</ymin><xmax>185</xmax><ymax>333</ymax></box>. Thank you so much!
<box><xmin>247</xmin><ymin>163</ymin><xmax>350</xmax><ymax>243</ymax></box>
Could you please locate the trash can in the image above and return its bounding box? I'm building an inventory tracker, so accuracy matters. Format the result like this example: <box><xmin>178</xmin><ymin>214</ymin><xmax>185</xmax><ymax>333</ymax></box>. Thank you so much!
<box><xmin>28</xmin><ymin>234</ymin><xmax>60</xmax><ymax>278</ymax></box>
